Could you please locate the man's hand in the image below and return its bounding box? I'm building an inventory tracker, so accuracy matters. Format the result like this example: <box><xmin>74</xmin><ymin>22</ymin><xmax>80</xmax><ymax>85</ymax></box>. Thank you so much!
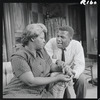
<box><xmin>56</xmin><ymin>60</ymin><xmax>76</xmax><ymax>78</ymax></box>
<box><xmin>63</xmin><ymin>65</ymin><xmax>75</xmax><ymax>77</ymax></box>
<box><xmin>56</xmin><ymin>74</ymin><xmax>71</xmax><ymax>82</ymax></box>
<box><xmin>56</xmin><ymin>60</ymin><xmax>65</xmax><ymax>68</ymax></box>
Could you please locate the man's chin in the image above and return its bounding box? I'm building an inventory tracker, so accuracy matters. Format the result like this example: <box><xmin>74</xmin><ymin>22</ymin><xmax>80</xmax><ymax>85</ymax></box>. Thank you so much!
<box><xmin>57</xmin><ymin>44</ymin><xmax>63</xmax><ymax>49</ymax></box>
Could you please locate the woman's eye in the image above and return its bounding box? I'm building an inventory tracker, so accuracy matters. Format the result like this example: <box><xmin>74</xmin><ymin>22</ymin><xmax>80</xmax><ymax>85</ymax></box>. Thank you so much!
<box><xmin>61</xmin><ymin>36</ymin><xmax>65</xmax><ymax>39</ymax></box>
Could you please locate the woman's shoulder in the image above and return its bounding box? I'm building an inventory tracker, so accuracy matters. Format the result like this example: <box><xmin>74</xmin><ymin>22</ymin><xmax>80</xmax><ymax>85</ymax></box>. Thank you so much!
<box><xmin>11</xmin><ymin>49</ymin><xmax>30</xmax><ymax>60</ymax></box>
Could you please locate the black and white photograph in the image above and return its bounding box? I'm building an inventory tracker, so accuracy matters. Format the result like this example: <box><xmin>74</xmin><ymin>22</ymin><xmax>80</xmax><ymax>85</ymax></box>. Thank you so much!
<box><xmin>2</xmin><ymin>1</ymin><xmax>98</xmax><ymax>99</ymax></box>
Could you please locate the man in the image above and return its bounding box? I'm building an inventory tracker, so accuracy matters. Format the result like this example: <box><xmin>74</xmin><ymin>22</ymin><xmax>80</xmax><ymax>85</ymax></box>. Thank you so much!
<box><xmin>45</xmin><ymin>26</ymin><xmax>86</xmax><ymax>98</ymax></box>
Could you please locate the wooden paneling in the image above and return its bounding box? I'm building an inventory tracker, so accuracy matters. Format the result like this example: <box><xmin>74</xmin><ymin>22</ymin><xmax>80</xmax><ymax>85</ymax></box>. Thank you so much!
<box><xmin>31</xmin><ymin>3</ymin><xmax>38</xmax><ymax>12</ymax></box>
<box><xmin>64</xmin><ymin>5</ymin><xmax>69</xmax><ymax>25</ymax></box>
<box><xmin>45</xmin><ymin>17</ymin><xmax>66</xmax><ymax>42</ymax></box>
<box><xmin>68</xmin><ymin>5</ymin><xmax>82</xmax><ymax>35</ymax></box>
<box><xmin>44</xmin><ymin>4</ymin><xmax>84</xmax><ymax>42</ymax></box>
<box><xmin>12</xmin><ymin>3</ymin><xmax>26</xmax><ymax>32</ymax></box>
<box><xmin>85</xmin><ymin>5</ymin><xmax>97</xmax><ymax>54</ymax></box>
<box><xmin>38</xmin><ymin>4</ymin><xmax>44</xmax><ymax>23</ymax></box>
<box><xmin>38</xmin><ymin>13</ymin><xmax>44</xmax><ymax>23</ymax></box>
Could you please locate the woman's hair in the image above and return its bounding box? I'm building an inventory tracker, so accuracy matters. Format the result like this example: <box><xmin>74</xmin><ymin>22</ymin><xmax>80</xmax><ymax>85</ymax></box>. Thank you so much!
<box><xmin>21</xmin><ymin>23</ymin><xmax>47</xmax><ymax>46</ymax></box>
<box><xmin>58</xmin><ymin>25</ymin><xmax>74</xmax><ymax>38</ymax></box>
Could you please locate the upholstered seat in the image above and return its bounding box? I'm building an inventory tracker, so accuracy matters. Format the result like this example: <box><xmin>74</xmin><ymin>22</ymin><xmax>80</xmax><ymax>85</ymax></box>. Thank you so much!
<box><xmin>3</xmin><ymin>62</ymin><xmax>14</xmax><ymax>89</ymax></box>
<box><xmin>3</xmin><ymin>62</ymin><xmax>75</xmax><ymax>98</ymax></box>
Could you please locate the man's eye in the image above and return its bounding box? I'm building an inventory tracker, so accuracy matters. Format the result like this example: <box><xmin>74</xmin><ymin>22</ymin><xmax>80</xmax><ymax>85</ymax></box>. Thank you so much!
<box><xmin>61</xmin><ymin>36</ymin><xmax>64</xmax><ymax>39</ymax></box>
<box><xmin>57</xmin><ymin>35</ymin><xmax>59</xmax><ymax>37</ymax></box>
<box><xmin>41</xmin><ymin>37</ymin><xmax>44</xmax><ymax>39</ymax></box>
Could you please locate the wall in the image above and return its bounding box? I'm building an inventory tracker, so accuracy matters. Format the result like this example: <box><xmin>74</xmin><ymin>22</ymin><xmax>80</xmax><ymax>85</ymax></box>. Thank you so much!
<box><xmin>3</xmin><ymin>3</ymin><xmax>44</xmax><ymax>61</ymax></box>
<box><xmin>85</xmin><ymin>5</ymin><xmax>97</xmax><ymax>55</ymax></box>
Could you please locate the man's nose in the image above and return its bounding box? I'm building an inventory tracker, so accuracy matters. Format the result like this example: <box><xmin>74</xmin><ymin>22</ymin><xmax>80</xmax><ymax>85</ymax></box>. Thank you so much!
<box><xmin>57</xmin><ymin>37</ymin><xmax>61</xmax><ymax>41</ymax></box>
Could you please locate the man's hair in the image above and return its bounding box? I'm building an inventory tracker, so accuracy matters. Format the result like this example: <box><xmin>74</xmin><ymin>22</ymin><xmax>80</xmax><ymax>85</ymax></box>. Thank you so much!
<box><xmin>58</xmin><ymin>26</ymin><xmax>74</xmax><ymax>37</ymax></box>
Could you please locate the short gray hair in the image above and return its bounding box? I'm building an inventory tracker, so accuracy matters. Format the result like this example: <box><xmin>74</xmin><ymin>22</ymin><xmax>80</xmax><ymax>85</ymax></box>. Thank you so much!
<box><xmin>21</xmin><ymin>23</ymin><xmax>47</xmax><ymax>46</ymax></box>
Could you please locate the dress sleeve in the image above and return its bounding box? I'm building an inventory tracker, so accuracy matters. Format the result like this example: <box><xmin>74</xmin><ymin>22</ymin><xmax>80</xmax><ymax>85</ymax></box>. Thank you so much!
<box><xmin>11</xmin><ymin>54</ymin><xmax>31</xmax><ymax>78</ymax></box>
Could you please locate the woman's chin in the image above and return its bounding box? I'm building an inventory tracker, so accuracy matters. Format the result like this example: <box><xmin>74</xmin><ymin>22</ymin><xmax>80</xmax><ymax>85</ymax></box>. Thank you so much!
<box><xmin>38</xmin><ymin>47</ymin><xmax>44</xmax><ymax>50</ymax></box>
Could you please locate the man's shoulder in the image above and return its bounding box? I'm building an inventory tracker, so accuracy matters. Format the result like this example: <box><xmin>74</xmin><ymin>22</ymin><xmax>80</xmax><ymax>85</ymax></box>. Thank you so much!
<box><xmin>71</xmin><ymin>40</ymin><xmax>82</xmax><ymax>46</ymax></box>
<box><xmin>70</xmin><ymin>40</ymin><xmax>83</xmax><ymax>52</ymax></box>
<box><xmin>48</xmin><ymin>37</ymin><xmax>56</xmax><ymax>42</ymax></box>
<box><xmin>45</xmin><ymin>37</ymin><xmax>57</xmax><ymax>47</ymax></box>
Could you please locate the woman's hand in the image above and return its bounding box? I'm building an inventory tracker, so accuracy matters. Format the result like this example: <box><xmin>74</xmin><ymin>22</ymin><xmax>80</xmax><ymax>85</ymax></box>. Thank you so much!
<box><xmin>56</xmin><ymin>74</ymin><xmax>71</xmax><ymax>82</ymax></box>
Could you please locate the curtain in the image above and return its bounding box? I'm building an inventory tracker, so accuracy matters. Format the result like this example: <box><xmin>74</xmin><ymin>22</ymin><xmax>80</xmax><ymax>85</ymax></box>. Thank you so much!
<box><xmin>85</xmin><ymin>5</ymin><xmax>97</xmax><ymax>53</ymax></box>
<box><xmin>3</xmin><ymin>3</ymin><xmax>13</xmax><ymax>61</ymax></box>
<box><xmin>3</xmin><ymin>3</ymin><xmax>30</xmax><ymax>61</ymax></box>
<box><xmin>3</xmin><ymin>20</ymin><xmax>7</xmax><ymax>62</ymax></box>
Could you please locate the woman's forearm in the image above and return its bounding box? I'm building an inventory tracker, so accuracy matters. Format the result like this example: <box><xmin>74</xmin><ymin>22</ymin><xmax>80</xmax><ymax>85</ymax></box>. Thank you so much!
<box><xmin>19</xmin><ymin>71</ymin><xmax>70</xmax><ymax>87</ymax></box>
<box><xmin>28</xmin><ymin>76</ymin><xmax>59</xmax><ymax>86</ymax></box>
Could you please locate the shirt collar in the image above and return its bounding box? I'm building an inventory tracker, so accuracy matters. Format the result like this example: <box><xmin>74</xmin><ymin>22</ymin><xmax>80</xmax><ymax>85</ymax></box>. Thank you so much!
<box><xmin>64</xmin><ymin>40</ymin><xmax>72</xmax><ymax>51</ymax></box>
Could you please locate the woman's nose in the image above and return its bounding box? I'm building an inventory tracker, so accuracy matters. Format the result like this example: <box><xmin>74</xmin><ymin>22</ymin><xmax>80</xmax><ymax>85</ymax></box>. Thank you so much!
<box><xmin>43</xmin><ymin>39</ymin><xmax>45</xmax><ymax>43</ymax></box>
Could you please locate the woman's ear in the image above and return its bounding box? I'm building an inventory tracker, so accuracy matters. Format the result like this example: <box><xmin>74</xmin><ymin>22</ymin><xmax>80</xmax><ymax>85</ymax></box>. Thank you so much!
<box><xmin>70</xmin><ymin>37</ymin><xmax>72</xmax><ymax>40</ymax></box>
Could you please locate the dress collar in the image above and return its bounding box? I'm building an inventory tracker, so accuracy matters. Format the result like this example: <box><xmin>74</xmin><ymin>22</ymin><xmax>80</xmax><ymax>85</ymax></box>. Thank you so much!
<box><xmin>25</xmin><ymin>47</ymin><xmax>43</xmax><ymax>59</ymax></box>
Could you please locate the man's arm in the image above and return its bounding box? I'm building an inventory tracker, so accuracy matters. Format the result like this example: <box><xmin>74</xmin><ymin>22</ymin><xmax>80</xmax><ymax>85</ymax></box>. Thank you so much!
<box><xmin>45</xmin><ymin>38</ymin><xmax>58</xmax><ymax>63</ymax></box>
<box><xmin>50</xmin><ymin>63</ymin><xmax>62</xmax><ymax>72</ymax></box>
<box><xmin>72</xmin><ymin>42</ymin><xmax>85</xmax><ymax>79</ymax></box>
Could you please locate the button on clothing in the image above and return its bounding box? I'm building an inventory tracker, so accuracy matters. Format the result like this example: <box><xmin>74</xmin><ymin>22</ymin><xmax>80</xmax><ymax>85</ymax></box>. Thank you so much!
<box><xmin>3</xmin><ymin>48</ymin><xmax>53</xmax><ymax>98</ymax></box>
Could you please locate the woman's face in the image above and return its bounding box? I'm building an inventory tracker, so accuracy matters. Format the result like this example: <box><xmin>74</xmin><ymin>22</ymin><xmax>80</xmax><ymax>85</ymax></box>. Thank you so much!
<box><xmin>34</xmin><ymin>32</ymin><xmax>45</xmax><ymax>50</ymax></box>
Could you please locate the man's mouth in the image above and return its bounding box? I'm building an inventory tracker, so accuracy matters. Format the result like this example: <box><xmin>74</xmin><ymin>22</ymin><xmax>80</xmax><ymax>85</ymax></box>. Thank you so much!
<box><xmin>57</xmin><ymin>42</ymin><xmax>62</xmax><ymax>45</ymax></box>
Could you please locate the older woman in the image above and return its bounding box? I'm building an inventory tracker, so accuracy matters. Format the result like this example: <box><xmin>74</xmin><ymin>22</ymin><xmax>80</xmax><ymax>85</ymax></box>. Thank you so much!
<box><xmin>3</xmin><ymin>23</ymin><xmax>71</xmax><ymax>98</ymax></box>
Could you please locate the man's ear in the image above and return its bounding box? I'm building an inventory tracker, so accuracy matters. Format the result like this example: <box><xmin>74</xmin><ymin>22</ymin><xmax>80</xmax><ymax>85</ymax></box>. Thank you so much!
<box><xmin>70</xmin><ymin>37</ymin><xmax>72</xmax><ymax>40</ymax></box>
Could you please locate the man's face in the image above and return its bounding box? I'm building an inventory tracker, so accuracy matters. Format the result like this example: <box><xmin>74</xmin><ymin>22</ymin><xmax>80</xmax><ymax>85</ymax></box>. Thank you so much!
<box><xmin>56</xmin><ymin>30</ymin><xmax>71</xmax><ymax>49</ymax></box>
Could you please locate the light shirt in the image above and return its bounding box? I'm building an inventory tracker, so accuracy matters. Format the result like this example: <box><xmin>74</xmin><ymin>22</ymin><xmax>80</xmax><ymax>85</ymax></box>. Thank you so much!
<box><xmin>45</xmin><ymin>38</ymin><xmax>85</xmax><ymax>79</ymax></box>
